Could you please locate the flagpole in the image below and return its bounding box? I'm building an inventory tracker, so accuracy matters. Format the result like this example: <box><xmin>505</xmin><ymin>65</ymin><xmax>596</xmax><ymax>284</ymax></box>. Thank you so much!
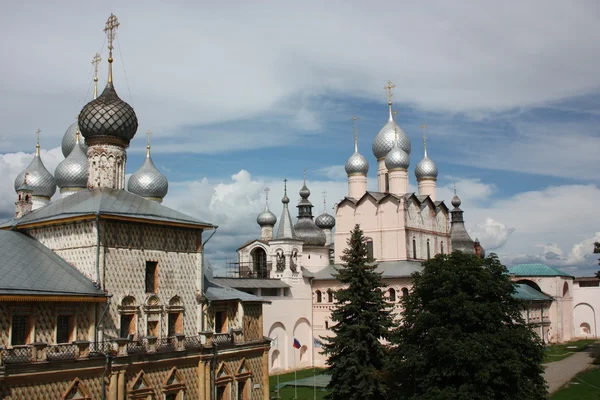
<box><xmin>294</xmin><ymin>346</ymin><xmax>297</xmax><ymax>399</ymax></box>
<box><xmin>276</xmin><ymin>336</ymin><xmax>280</xmax><ymax>399</ymax></box>
<box><xmin>313</xmin><ymin>337</ymin><xmax>316</xmax><ymax>400</ymax></box>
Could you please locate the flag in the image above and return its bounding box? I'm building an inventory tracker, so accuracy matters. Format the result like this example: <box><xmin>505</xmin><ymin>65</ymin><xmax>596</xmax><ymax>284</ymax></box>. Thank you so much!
<box><xmin>313</xmin><ymin>338</ymin><xmax>322</xmax><ymax>349</ymax></box>
<box><xmin>293</xmin><ymin>338</ymin><xmax>301</xmax><ymax>349</ymax></box>
<box><xmin>271</xmin><ymin>336</ymin><xmax>278</xmax><ymax>348</ymax></box>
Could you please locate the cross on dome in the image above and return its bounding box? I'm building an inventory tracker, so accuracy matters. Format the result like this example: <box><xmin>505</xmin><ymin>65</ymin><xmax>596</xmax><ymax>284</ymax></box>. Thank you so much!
<box><xmin>384</xmin><ymin>80</ymin><xmax>396</xmax><ymax>104</ymax></box>
<box><xmin>91</xmin><ymin>52</ymin><xmax>102</xmax><ymax>98</ymax></box>
<box><xmin>104</xmin><ymin>14</ymin><xmax>120</xmax><ymax>83</ymax></box>
<box><xmin>264</xmin><ymin>187</ymin><xmax>270</xmax><ymax>204</ymax></box>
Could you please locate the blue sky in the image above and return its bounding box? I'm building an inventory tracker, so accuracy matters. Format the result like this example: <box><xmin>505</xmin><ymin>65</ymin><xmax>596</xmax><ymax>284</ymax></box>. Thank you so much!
<box><xmin>1</xmin><ymin>1</ymin><xmax>599</xmax><ymax>275</ymax></box>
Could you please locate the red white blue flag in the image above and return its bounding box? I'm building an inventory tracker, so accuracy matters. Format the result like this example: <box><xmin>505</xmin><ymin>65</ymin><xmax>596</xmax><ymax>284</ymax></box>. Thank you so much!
<box><xmin>293</xmin><ymin>338</ymin><xmax>301</xmax><ymax>349</ymax></box>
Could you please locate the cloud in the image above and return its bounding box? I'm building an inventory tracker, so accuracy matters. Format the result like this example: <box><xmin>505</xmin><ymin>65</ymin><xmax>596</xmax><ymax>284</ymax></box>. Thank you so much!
<box><xmin>469</xmin><ymin>218</ymin><xmax>515</xmax><ymax>250</ymax></box>
<box><xmin>315</xmin><ymin>165</ymin><xmax>347</xmax><ymax>181</ymax></box>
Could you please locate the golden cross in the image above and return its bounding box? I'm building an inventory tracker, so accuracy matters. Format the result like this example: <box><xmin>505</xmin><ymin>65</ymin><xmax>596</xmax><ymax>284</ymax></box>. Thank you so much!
<box><xmin>383</xmin><ymin>80</ymin><xmax>396</xmax><ymax>103</ymax></box>
<box><xmin>146</xmin><ymin>130</ymin><xmax>152</xmax><ymax>147</ymax></box>
<box><xmin>104</xmin><ymin>14</ymin><xmax>120</xmax><ymax>51</ymax></box>
<box><xmin>92</xmin><ymin>52</ymin><xmax>102</xmax><ymax>98</ymax></box>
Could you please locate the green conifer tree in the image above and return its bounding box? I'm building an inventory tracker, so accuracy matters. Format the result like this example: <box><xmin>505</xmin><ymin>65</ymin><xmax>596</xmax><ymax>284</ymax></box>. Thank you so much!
<box><xmin>388</xmin><ymin>251</ymin><xmax>548</xmax><ymax>400</ymax></box>
<box><xmin>322</xmin><ymin>224</ymin><xmax>393</xmax><ymax>400</ymax></box>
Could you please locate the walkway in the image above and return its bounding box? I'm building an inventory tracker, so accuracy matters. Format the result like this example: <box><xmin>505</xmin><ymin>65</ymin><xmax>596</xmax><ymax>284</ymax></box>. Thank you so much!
<box><xmin>544</xmin><ymin>350</ymin><xmax>594</xmax><ymax>393</ymax></box>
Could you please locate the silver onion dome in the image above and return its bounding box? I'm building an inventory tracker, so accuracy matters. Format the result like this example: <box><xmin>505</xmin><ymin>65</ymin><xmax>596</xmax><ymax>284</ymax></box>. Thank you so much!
<box><xmin>385</xmin><ymin>143</ymin><xmax>410</xmax><ymax>171</ymax></box>
<box><xmin>294</xmin><ymin>218</ymin><xmax>327</xmax><ymax>246</ymax></box>
<box><xmin>299</xmin><ymin>184</ymin><xmax>310</xmax><ymax>199</ymax></box>
<box><xmin>78</xmin><ymin>83</ymin><xmax>138</xmax><ymax>145</ymax></box>
<box><xmin>372</xmin><ymin>103</ymin><xmax>411</xmax><ymax>160</ymax></box>
<box><xmin>345</xmin><ymin>152</ymin><xmax>369</xmax><ymax>175</ymax></box>
<box><xmin>61</xmin><ymin>122</ymin><xmax>88</xmax><ymax>157</ymax></box>
<box><xmin>315</xmin><ymin>212</ymin><xmax>335</xmax><ymax>229</ymax></box>
<box><xmin>415</xmin><ymin>156</ymin><xmax>438</xmax><ymax>180</ymax></box>
<box><xmin>55</xmin><ymin>133</ymin><xmax>88</xmax><ymax>189</ymax></box>
<box><xmin>257</xmin><ymin>205</ymin><xmax>277</xmax><ymax>227</ymax></box>
<box><xmin>451</xmin><ymin>194</ymin><xmax>461</xmax><ymax>208</ymax></box>
<box><xmin>14</xmin><ymin>144</ymin><xmax>57</xmax><ymax>198</ymax></box>
<box><xmin>127</xmin><ymin>147</ymin><xmax>168</xmax><ymax>201</ymax></box>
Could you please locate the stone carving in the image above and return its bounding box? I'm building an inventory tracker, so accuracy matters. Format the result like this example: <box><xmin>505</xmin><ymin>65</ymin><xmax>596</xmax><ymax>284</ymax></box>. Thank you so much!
<box><xmin>275</xmin><ymin>250</ymin><xmax>285</xmax><ymax>272</ymax></box>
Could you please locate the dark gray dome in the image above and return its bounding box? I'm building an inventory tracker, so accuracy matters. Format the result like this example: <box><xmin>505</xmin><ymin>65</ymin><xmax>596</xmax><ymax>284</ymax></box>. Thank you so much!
<box><xmin>14</xmin><ymin>145</ymin><xmax>56</xmax><ymax>198</ymax></box>
<box><xmin>55</xmin><ymin>135</ymin><xmax>88</xmax><ymax>189</ymax></box>
<box><xmin>257</xmin><ymin>205</ymin><xmax>277</xmax><ymax>226</ymax></box>
<box><xmin>372</xmin><ymin>103</ymin><xmax>411</xmax><ymax>160</ymax></box>
<box><xmin>315</xmin><ymin>212</ymin><xmax>335</xmax><ymax>229</ymax></box>
<box><xmin>127</xmin><ymin>148</ymin><xmax>168</xmax><ymax>200</ymax></box>
<box><xmin>294</xmin><ymin>218</ymin><xmax>327</xmax><ymax>246</ymax></box>
<box><xmin>299</xmin><ymin>184</ymin><xmax>310</xmax><ymax>199</ymax></box>
<box><xmin>451</xmin><ymin>195</ymin><xmax>461</xmax><ymax>208</ymax></box>
<box><xmin>384</xmin><ymin>143</ymin><xmax>410</xmax><ymax>170</ymax></box>
<box><xmin>78</xmin><ymin>83</ymin><xmax>138</xmax><ymax>145</ymax></box>
<box><xmin>61</xmin><ymin>122</ymin><xmax>88</xmax><ymax>157</ymax></box>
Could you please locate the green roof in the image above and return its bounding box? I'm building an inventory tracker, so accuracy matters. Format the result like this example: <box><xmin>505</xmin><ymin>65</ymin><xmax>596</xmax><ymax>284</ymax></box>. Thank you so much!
<box><xmin>507</xmin><ymin>264</ymin><xmax>573</xmax><ymax>278</ymax></box>
<box><xmin>513</xmin><ymin>284</ymin><xmax>553</xmax><ymax>302</ymax></box>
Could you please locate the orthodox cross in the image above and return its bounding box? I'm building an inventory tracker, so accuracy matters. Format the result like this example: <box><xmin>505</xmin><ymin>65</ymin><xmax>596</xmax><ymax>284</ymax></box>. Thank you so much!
<box><xmin>283</xmin><ymin>178</ymin><xmax>288</xmax><ymax>195</ymax></box>
<box><xmin>91</xmin><ymin>52</ymin><xmax>102</xmax><ymax>99</ymax></box>
<box><xmin>353</xmin><ymin>116</ymin><xmax>359</xmax><ymax>151</ymax></box>
<box><xmin>421</xmin><ymin>124</ymin><xmax>428</xmax><ymax>152</ymax></box>
<box><xmin>35</xmin><ymin>129</ymin><xmax>41</xmax><ymax>155</ymax></box>
<box><xmin>303</xmin><ymin>169</ymin><xmax>307</xmax><ymax>184</ymax></box>
<box><xmin>454</xmin><ymin>182</ymin><xmax>457</xmax><ymax>195</ymax></box>
<box><xmin>104</xmin><ymin>14</ymin><xmax>120</xmax><ymax>83</ymax></box>
<box><xmin>384</xmin><ymin>80</ymin><xmax>396</xmax><ymax>103</ymax></box>
<box><xmin>264</xmin><ymin>187</ymin><xmax>270</xmax><ymax>204</ymax></box>
<box><xmin>35</xmin><ymin>129</ymin><xmax>41</xmax><ymax>145</ymax></box>
<box><xmin>322</xmin><ymin>190</ymin><xmax>327</xmax><ymax>212</ymax></box>
<box><xmin>146</xmin><ymin>130</ymin><xmax>152</xmax><ymax>147</ymax></box>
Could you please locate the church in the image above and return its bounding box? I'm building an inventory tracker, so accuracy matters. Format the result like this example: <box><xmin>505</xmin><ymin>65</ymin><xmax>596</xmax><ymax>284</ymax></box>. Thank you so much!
<box><xmin>0</xmin><ymin>15</ymin><xmax>270</xmax><ymax>400</ymax></box>
<box><xmin>222</xmin><ymin>83</ymin><xmax>600</xmax><ymax>372</ymax></box>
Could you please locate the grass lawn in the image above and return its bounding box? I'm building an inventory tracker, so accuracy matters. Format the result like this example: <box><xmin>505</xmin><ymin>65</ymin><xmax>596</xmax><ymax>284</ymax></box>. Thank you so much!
<box><xmin>544</xmin><ymin>339</ymin><xmax>596</xmax><ymax>363</ymax></box>
<box><xmin>550</xmin><ymin>366</ymin><xmax>600</xmax><ymax>399</ymax></box>
<box><xmin>269</xmin><ymin>368</ymin><xmax>330</xmax><ymax>400</ymax></box>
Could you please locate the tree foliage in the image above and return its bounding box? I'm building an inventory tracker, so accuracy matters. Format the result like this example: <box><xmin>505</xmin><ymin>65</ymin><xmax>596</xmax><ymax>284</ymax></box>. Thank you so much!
<box><xmin>322</xmin><ymin>224</ymin><xmax>393</xmax><ymax>400</ymax></box>
<box><xmin>594</xmin><ymin>242</ymin><xmax>600</xmax><ymax>278</ymax></box>
<box><xmin>388</xmin><ymin>252</ymin><xmax>548</xmax><ymax>400</ymax></box>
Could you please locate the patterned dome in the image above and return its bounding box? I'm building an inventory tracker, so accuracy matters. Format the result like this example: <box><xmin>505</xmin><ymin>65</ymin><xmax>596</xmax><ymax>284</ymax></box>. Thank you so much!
<box><xmin>14</xmin><ymin>145</ymin><xmax>56</xmax><ymax>198</ymax></box>
<box><xmin>257</xmin><ymin>205</ymin><xmax>277</xmax><ymax>226</ymax></box>
<box><xmin>61</xmin><ymin>122</ymin><xmax>88</xmax><ymax>157</ymax></box>
<box><xmin>127</xmin><ymin>147</ymin><xmax>168</xmax><ymax>200</ymax></box>
<box><xmin>372</xmin><ymin>103</ymin><xmax>411</xmax><ymax>160</ymax></box>
<box><xmin>385</xmin><ymin>143</ymin><xmax>410</xmax><ymax>170</ymax></box>
<box><xmin>78</xmin><ymin>83</ymin><xmax>138</xmax><ymax>145</ymax></box>
<box><xmin>294</xmin><ymin>218</ymin><xmax>327</xmax><ymax>246</ymax></box>
<box><xmin>55</xmin><ymin>134</ymin><xmax>88</xmax><ymax>189</ymax></box>
<box><xmin>315</xmin><ymin>212</ymin><xmax>335</xmax><ymax>229</ymax></box>
<box><xmin>415</xmin><ymin>156</ymin><xmax>438</xmax><ymax>180</ymax></box>
<box><xmin>345</xmin><ymin>152</ymin><xmax>369</xmax><ymax>176</ymax></box>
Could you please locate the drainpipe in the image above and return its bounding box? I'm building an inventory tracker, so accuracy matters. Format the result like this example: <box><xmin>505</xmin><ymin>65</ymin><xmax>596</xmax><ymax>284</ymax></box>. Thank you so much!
<box><xmin>201</xmin><ymin>226</ymin><xmax>218</xmax><ymax>331</ymax></box>
<box><xmin>95</xmin><ymin>295</ymin><xmax>112</xmax><ymax>344</ymax></box>
<box><xmin>95</xmin><ymin>213</ymin><xmax>102</xmax><ymax>289</ymax></box>
<box><xmin>101</xmin><ymin>353</ymin><xmax>113</xmax><ymax>400</ymax></box>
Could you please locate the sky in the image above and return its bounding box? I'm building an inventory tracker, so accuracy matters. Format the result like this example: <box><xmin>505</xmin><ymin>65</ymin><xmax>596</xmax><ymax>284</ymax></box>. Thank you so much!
<box><xmin>1</xmin><ymin>1</ymin><xmax>599</xmax><ymax>276</ymax></box>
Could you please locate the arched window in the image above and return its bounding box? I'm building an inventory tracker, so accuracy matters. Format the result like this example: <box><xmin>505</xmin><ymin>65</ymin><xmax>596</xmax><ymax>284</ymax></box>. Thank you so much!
<box><xmin>118</xmin><ymin>296</ymin><xmax>137</xmax><ymax>339</ymax></box>
<box><xmin>385</xmin><ymin>173</ymin><xmax>389</xmax><ymax>192</ymax></box>
<box><xmin>427</xmin><ymin>240</ymin><xmax>431</xmax><ymax>260</ymax></box>
<box><xmin>251</xmin><ymin>247</ymin><xmax>268</xmax><ymax>278</ymax></box>
<box><xmin>315</xmin><ymin>290</ymin><xmax>322</xmax><ymax>303</ymax></box>
<box><xmin>388</xmin><ymin>288</ymin><xmax>396</xmax><ymax>302</ymax></box>
<box><xmin>401</xmin><ymin>288</ymin><xmax>409</xmax><ymax>297</ymax></box>
<box><xmin>365</xmin><ymin>238</ymin><xmax>374</xmax><ymax>260</ymax></box>
<box><xmin>441</xmin><ymin>241</ymin><xmax>444</xmax><ymax>255</ymax></box>
<box><xmin>167</xmin><ymin>296</ymin><xmax>184</xmax><ymax>336</ymax></box>
<box><xmin>412</xmin><ymin>238</ymin><xmax>417</xmax><ymax>259</ymax></box>
<box><xmin>562</xmin><ymin>282</ymin><xmax>570</xmax><ymax>297</ymax></box>
<box><xmin>325</xmin><ymin>321</ymin><xmax>329</xmax><ymax>329</ymax></box>
<box><xmin>327</xmin><ymin>290</ymin><xmax>334</xmax><ymax>303</ymax></box>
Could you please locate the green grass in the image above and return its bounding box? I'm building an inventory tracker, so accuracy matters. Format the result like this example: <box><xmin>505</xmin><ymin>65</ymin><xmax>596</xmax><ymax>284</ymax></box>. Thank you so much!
<box><xmin>544</xmin><ymin>339</ymin><xmax>597</xmax><ymax>363</ymax></box>
<box><xmin>269</xmin><ymin>368</ymin><xmax>330</xmax><ymax>400</ymax></box>
<box><xmin>550</xmin><ymin>366</ymin><xmax>600</xmax><ymax>399</ymax></box>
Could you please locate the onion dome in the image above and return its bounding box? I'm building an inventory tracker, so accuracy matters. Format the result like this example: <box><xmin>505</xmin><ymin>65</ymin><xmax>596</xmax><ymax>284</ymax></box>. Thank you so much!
<box><xmin>14</xmin><ymin>140</ymin><xmax>56</xmax><ymax>198</ymax></box>
<box><xmin>61</xmin><ymin>122</ymin><xmax>88</xmax><ymax>157</ymax></box>
<box><xmin>128</xmin><ymin>143</ymin><xmax>168</xmax><ymax>202</ymax></box>
<box><xmin>315</xmin><ymin>197</ymin><xmax>335</xmax><ymax>229</ymax></box>
<box><xmin>257</xmin><ymin>188</ymin><xmax>277</xmax><ymax>227</ymax></box>
<box><xmin>294</xmin><ymin>218</ymin><xmax>327</xmax><ymax>246</ymax></box>
<box><xmin>55</xmin><ymin>131</ymin><xmax>88</xmax><ymax>190</ymax></box>
<box><xmin>451</xmin><ymin>194</ymin><xmax>461</xmax><ymax>208</ymax></box>
<box><xmin>415</xmin><ymin>133</ymin><xmax>438</xmax><ymax>180</ymax></box>
<box><xmin>299</xmin><ymin>183</ymin><xmax>310</xmax><ymax>199</ymax></box>
<box><xmin>345</xmin><ymin>125</ymin><xmax>369</xmax><ymax>175</ymax></box>
<box><xmin>372</xmin><ymin>102</ymin><xmax>411</xmax><ymax>160</ymax></box>
<box><xmin>385</xmin><ymin>143</ymin><xmax>410</xmax><ymax>170</ymax></box>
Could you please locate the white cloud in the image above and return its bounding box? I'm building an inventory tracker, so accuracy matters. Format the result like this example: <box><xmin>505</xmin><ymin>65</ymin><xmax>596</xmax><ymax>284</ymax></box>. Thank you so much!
<box><xmin>469</xmin><ymin>218</ymin><xmax>515</xmax><ymax>251</ymax></box>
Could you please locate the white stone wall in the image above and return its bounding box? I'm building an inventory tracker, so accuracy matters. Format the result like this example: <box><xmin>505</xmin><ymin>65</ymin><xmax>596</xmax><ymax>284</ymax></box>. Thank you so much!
<box><xmin>572</xmin><ymin>280</ymin><xmax>600</xmax><ymax>338</ymax></box>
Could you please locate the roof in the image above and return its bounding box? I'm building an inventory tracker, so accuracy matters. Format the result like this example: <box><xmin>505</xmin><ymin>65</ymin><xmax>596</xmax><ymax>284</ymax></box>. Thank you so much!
<box><xmin>1</xmin><ymin>188</ymin><xmax>215</xmax><ymax>229</ymax></box>
<box><xmin>236</xmin><ymin>239</ymin><xmax>268</xmax><ymax>251</ymax></box>
<box><xmin>313</xmin><ymin>260</ymin><xmax>423</xmax><ymax>280</ymax></box>
<box><xmin>0</xmin><ymin>230</ymin><xmax>106</xmax><ymax>298</ymax></box>
<box><xmin>212</xmin><ymin>278</ymin><xmax>290</xmax><ymax>289</ymax></box>
<box><xmin>513</xmin><ymin>284</ymin><xmax>553</xmax><ymax>301</ymax></box>
<box><xmin>338</xmin><ymin>192</ymin><xmax>448</xmax><ymax>213</ymax></box>
<box><xmin>203</xmin><ymin>276</ymin><xmax>269</xmax><ymax>303</ymax></box>
<box><xmin>507</xmin><ymin>264</ymin><xmax>573</xmax><ymax>278</ymax></box>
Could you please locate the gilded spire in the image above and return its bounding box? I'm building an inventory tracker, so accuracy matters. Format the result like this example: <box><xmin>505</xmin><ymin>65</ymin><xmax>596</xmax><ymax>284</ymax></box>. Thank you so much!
<box><xmin>146</xmin><ymin>130</ymin><xmax>152</xmax><ymax>157</ymax></box>
<box><xmin>384</xmin><ymin>80</ymin><xmax>395</xmax><ymax>120</ymax></box>
<box><xmin>35</xmin><ymin>129</ymin><xmax>41</xmax><ymax>156</ymax></box>
<box><xmin>353</xmin><ymin>116</ymin><xmax>359</xmax><ymax>153</ymax></box>
<box><xmin>92</xmin><ymin>52</ymin><xmax>102</xmax><ymax>99</ymax></box>
<box><xmin>103</xmin><ymin>14</ymin><xmax>120</xmax><ymax>85</ymax></box>
<box><xmin>75</xmin><ymin>129</ymin><xmax>81</xmax><ymax>144</ymax></box>
<box><xmin>421</xmin><ymin>123</ymin><xmax>428</xmax><ymax>158</ymax></box>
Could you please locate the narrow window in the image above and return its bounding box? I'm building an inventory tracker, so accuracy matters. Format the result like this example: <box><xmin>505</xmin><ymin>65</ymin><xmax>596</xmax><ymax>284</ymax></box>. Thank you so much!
<box><xmin>168</xmin><ymin>312</ymin><xmax>183</xmax><ymax>336</ymax></box>
<box><xmin>11</xmin><ymin>315</ymin><xmax>32</xmax><ymax>346</ymax></box>
<box><xmin>441</xmin><ymin>241</ymin><xmax>444</xmax><ymax>255</ymax></box>
<box><xmin>120</xmin><ymin>314</ymin><xmax>135</xmax><ymax>338</ymax></box>
<box><xmin>57</xmin><ymin>315</ymin><xmax>75</xmax><ymax>344</ymax></box>
<box><xmin>147</xmin><ymin>320</ymin><xmax>159</xmax><ymax>337</ymax></box>
<box><xmin>315</xmin><ymin>290</ymin><xmax>322</xmax><ymax>303</ymax></box>
<box><xmin>389</xmin><ymin>288</ymin><xmax>396</xmax><ymax>302</ymax></box>
<box><xmin>325</xmin><ymin>321</ymin><xmax>329</xmax><ymax>329</ymax></box>
<box><xmin>237</xmin><ymin>380</ymin><xmax>249</xmax><ymax>400</ymax></box>
<box><xmin>412</xmin><ymin>238</ymin><xmax>417</xmax><ymax>259</ymax></box>
<box><xmin>427</xmin><ymin>240</ymin><xmax>431</xmax><ymax>260</ymax></box>
<box><xmin>215</xmin><ymin>311</ymin><xmax>228</xmax><ymax>333</ymax></box>
<box><xmin>328</xmin><ymin>291</ymin><xmax>334</xmax><ymax>303</ymax></box>
<box><xmin>145</xmin><ymin>261</ymin><xmax>158</xmax><ymax>293</ymax></box>
<box><xmin>402</xmin><ymin>288</ymin><xmax>409</xmax><ymax>297</ymax></box>
<box><xmin>385</xmin><ymin>173</ymin><xmax>389</xmax><ymax>192</ymax></box>
<box><xmin>366</xmin><ymin>239</ymin><xmax>374</xmax><ymax>260</ymax></box>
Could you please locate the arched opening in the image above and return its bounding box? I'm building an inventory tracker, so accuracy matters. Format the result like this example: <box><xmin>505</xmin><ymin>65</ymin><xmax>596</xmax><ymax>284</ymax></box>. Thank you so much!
<box><xmin>271</xmin><ymin>349</ymin><xmax>280</xmax><ymax>369</ymax></box>
<box><xmin>327</xmin><ymin>290</ymin><xmax>334</xmax><ymax>303</ymax></box>
<box><xmin>325</xmin><ymin>321</ymin><xmax>329</xmax><ymax>329</ymax></box>
<box><xmin>562</xmin><ymin>281</ymin><xmax>570</xmax><ymax>297</ymax></box>
<box><xmin>315</xmin><ymin>290</ymin><xmax>322</xmax><ymax>303</ymax></box>
<box><xmin>251</xmin><ymin>247</ymin><xmax>268</xmax><ymax>278</ymax></box>
<box><xmin>412</xmin><ymin>238</ymin><xmax>417</xmax><ymax>259</ymax></box>
<box><xmin>401</xmin><ymin>287</ymin><xmax>409</xmax><ymax>297</ymax></box>
<box><xmin>441</xmin><ymin>241</ymin><xmax>444</xmax><ymax>254</ymax></box>
<box><xmin>580</xmin><ymin>323</ymin><xmax>591</xmax><ymax>335</ymax></box>
<box><xmin>388</xmin><ymin>288</ymin><xmax>396</xmax><ymax>302</ymax></box>
<box><xmin>365</xmin><ymin>238</ymin><xmax>374</xmax><ymax>260</ymax></box>
<box><xmin>427</xmin><ymin>239</ymin><xmax>431</xmax><ymax>260</ymax></box>
<box><xmin>385</xmin><ymin>173</ymin><xmax>389</xmax><ymax>192</ymax></box>
<box><xmin>516</xmin><ymin>279</ymin><xmax>542</xmax><ymax>293</ymax></box>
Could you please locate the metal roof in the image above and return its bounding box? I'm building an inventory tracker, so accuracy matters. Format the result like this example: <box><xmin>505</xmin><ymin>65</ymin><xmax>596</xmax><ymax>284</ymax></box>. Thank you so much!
<box><xmin>313</xmin><ymin>260</ymin><xmax>423</xmax><ymax>280</ymax></box>
<box><xmin>203</xmin><ymin>276</ymin><xmax>269</xmax><ymax>303</ymax></box>
<box><xmin>212</xmin><ymin>278</ymin><xmax>290</xmax><ymax>289</ymax></box>
<box><xmin>513</xmin><ymin>284</ymin><xmax>553</xmax><ymax>301</ymax></box>
<box><xmin>507</xmin><ymin>264</ymin><xmax>573</xmax><ymax>278</ymax></box>
<box><xmin>0</xmin><ymin>230</ymin><xmax>105</xmax><ymax>298</ymax></box>
<box><xmin>1</xmin><ymin>188</ymin><xmax>215</xmax><ymax>229</ymax></box>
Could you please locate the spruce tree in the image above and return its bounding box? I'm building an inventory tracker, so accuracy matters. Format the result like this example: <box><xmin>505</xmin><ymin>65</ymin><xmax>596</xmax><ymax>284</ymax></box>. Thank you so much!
<box><xmin>388</xmin><ymin>252</ymin><xmax>548</xmax><ymax>400</ymax></box>
<box><xmin>322</xmin><ymin>224</ymin><xmax>393</xmax><ymax>400</ymax></box>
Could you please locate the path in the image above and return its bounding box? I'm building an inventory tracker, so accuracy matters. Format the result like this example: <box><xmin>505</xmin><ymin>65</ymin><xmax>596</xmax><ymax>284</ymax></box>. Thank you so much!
<box><xmin>544</xmin><ymin>350</ymin><xmax>594</xmax><ymax>393</ymax></box>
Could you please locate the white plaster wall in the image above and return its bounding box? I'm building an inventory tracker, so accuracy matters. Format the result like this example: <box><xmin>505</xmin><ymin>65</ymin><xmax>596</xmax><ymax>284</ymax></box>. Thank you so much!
<box><xmin>572</xmin><ymin>282</ymin><xmax>600</xmax><ymax>338</ymax></box>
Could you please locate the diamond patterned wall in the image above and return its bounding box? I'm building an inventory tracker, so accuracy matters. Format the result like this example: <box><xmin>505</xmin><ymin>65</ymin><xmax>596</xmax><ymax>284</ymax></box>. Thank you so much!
<box><xmin>125</xmin><ymin>360</ymin><xmax>199</xmax><ymax>399</ymax></box>
<box><xmin>243</xmin><ymin>304</ymin><xmax>262</xmax><ymax>342</ymax></box>
<box><xmin>0</xmin><ymin>373</ymin><xmax>102</xmax><ymax>399</ymax></box>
